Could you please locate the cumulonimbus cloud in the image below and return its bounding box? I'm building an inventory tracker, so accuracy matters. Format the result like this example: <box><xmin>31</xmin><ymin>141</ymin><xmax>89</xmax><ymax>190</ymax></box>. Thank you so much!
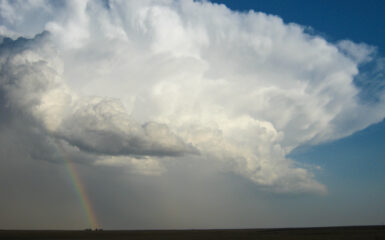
<box><xmin>0</xmin><ymin>0</ymin><xmax>384</xmax><ymax>194</ymax></box>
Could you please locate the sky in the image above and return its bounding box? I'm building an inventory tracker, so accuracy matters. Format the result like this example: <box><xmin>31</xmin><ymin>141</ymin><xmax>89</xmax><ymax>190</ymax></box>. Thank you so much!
<box><xmin>0</xmin><ymin>0</ymin><xmax>384</xmax><ymax>230</ymax></box>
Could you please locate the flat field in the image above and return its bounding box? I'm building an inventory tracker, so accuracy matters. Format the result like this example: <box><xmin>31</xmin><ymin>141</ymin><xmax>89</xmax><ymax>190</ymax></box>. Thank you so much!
<box><xmin>0</xmin><ymin>226</ymin><xmax>384</xmax><ymax>240</ymax></box>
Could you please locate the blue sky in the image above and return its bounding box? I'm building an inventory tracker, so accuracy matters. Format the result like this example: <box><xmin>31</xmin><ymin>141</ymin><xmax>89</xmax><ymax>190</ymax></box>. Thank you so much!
<box><xmin>0</xmin><ymin>0</ymin><xmax>384</xmax><ymax>229</ymax></box>
<box><xmin>212</xmin><ymin>0</ymin><xmax>385</xmax><ymax>53</ymax></box>
<box><xmin>213</xmin><ymin>0</ymin><xmax>385</xmax><ymax>226</ymax></box>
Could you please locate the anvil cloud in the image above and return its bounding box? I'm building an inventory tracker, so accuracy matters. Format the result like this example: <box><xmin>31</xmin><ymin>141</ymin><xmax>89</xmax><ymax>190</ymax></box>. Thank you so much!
<box><xmin>1</xmin><ymin>0</ymin><xmax>384</xmax><ymax>194</ymax></box>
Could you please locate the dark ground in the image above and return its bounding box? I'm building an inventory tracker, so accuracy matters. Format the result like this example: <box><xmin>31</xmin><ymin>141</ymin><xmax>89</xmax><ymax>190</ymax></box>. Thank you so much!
<box><xmin>0</xmin><ymin>226</ymin><xmax>384</xmax><ymax>240</ymax></box>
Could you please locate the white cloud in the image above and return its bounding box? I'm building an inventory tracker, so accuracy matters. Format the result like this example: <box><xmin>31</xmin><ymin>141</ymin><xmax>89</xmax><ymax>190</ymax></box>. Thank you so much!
<box><xmin>1</xmin><ymin>0</ymin><xmax>384</xmax><ymax>194</ymax></box>
<box><xmin>0</xmin><ymin>34</ymin><xmax>195</xmax><ymax>160</ymax></box>
<box><xmin>45</xmin><ymin>0</ymin><xmax>90</xmax><ymax>49</ymax></box>
<box><xmin>338</xmin><ymin>40</ymin><xmax>375</xmax><ymax>64</ymax></box>
<box><xmin>95</xmin><ymin>156</ymin><xmax>166</xmax><ymax>176</ymax></box>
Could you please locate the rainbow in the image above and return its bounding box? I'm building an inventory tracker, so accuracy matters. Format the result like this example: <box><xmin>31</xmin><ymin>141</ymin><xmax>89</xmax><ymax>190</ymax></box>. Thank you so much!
<box><xmin>56</xmin><ymin>143</ymin><xmax>100</xmax><ymax>229</ymax></box>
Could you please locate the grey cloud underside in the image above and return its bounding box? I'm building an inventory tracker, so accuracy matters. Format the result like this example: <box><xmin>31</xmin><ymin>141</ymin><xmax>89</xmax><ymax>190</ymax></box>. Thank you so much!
<box><xmin>0</xmin><ymin>0</ymin><xmax>384</xmax><ymax>194</ymax></box>
<box><xmin>57</xmin><ymin>105</ymin><xmax>198</xmax><ymax>157</ymax></box>
<box><xmin>0</xmin><ymin>33</ymin><xmax>197</xmax><ymax>162</ymax></box>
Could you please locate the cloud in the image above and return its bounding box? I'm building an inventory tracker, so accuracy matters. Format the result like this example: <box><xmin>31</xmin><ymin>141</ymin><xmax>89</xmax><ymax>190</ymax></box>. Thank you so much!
<box><xmin>0</xmin><ymin>0</ymin><xmax>384</xmax><ymax>194</ymax></box>
<box><xmin>0</xmin><ymin>31</ymin><xmax>196</xmax><ymax>158</ymax></box>
<box><xmin>95</xmin><ymin>155</ymin><xmax>166</xmax><ymax>176</ymax></box>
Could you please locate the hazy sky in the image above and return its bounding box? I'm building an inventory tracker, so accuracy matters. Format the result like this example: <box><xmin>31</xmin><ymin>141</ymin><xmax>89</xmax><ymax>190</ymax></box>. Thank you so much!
<box><xmin>0</xmin><ymin>0</ymin><xmax>384</xmax><ymax>229</ymax></box>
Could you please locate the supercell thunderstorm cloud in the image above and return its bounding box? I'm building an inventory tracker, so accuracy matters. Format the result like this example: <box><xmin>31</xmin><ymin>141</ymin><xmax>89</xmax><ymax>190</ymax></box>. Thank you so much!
<box><xmin>1</xmin><ymin>0</ymin><xmax>385</xmax><ymax>229</ymax></box>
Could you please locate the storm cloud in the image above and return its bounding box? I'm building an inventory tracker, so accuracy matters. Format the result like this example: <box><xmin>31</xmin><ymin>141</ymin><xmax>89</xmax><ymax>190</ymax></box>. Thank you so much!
<box><xmin>1</xmin><ymin>0</ymin><xmax>385</xmax><ymax>196</ymax></box>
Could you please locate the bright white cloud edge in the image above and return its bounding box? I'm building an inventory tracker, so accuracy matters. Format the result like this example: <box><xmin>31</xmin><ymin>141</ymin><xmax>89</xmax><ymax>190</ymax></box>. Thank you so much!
<box><xmin>1</xmin><ymin>0</ymin><xmax>385</xmax><ymax>194</ymax></box>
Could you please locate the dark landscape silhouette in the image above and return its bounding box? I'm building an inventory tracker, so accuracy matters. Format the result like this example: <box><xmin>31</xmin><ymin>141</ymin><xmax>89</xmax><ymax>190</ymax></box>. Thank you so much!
<box><xmin>1</xmin><ymin>225</ymin><xmax>384</xmax><ymax>240</ymax></box>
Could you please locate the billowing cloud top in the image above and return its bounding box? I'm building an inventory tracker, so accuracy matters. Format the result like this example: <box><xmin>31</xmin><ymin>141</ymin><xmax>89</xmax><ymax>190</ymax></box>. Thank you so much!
<box><xmin>1</xmin><ymin>0</ymin><xmax>384</xmax><ymax>194</ymax></box>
